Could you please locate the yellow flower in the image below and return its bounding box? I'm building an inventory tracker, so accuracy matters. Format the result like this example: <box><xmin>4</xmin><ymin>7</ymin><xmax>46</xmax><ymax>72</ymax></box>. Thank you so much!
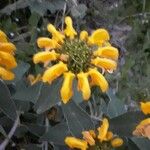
<box><xmin>111</xmin><ymin>138</ymin><xmax>123</xmax><ymax>148</ymax></box>
<box><xmin>47</xmin><ymin>24</ymin><xmax>64</xmax><ymax>43</ymax></box>
<box><xmin>0</xmin><ymin>30</ymin><xmax>17</xmax><ymax>81</ymax></box>
<box><xmin>33</xmin><ymin>51</ymin><xmax>59</xmax><ymax>64</ymax></box>
<box><xmin>37</xmin><ymin>37</ymin><xmax>60</xmax><ymax>50</ymax></box>
<box><xmin>65</xmin><ymin>137</ymin><xmax>88</xmax><ymax>150</ymax></box>
<box><xmin>105</xmin><ymin>131</ymin><xmax>113</xmax><ymax>141</ymax></box>
<box><xmin>60</xmin><ymin>71</ymin><xmax>75</xmax><ymax>103</ymax></box>
<box><xmin>77</xmin><ymin>72</ymin><xmax>91</xmax><ymax>100</ymax></box>
<box><xmin>33</xmin><ymin>16</ymin><xmax>119</xmax><ymax>103</ymax></box>
<box><xmin>93</xmin><ymin>46</ymin><xmax>119</xmax><ymax>60</ymax></box>
<box><xmin>0</xmin><ymin>51</ymin><xmax>17</xmax><ymax>69</ymax></box>
<box><xmin>64</xmin><ymin>16</ymin><xmax>77</xmax><ymax>39</ymax></box>
<box><xmin>98</xmin><ymin>118</ymin><xmax>109</xmax><ymax>142</ymax></box>
<box><xmin>42</xmin><ymin>61</ymin><xmax>68</xmax><ymax>83</ymax></box>
<box><xmin>82</xmin><ymin>131</ymin><xmax>95</xmax><ymax>146</ymax></box>
<box><xmin>89</xmin><ymin>130</ymin><xmax>96</xmax><ymax>138</ymax></box>
<box><xmin>0</xmin><ymin>30</ymin><xmax>7</xmax><ymax>42</ymax></box>
<box><xmin>140</xmin><ymin>102</ymin><xmax>150</xmax><ymax>115</ymax></box>
<box><xmin>88</xmin><ymin>29</ymin><xmax>110</xmax><ymax>46</ymax></box>
<box><xmin>80</xmin><ymin>30</ymin><xmax>88</xmax><ymax>42</ymax></box>
<box><xmin>88</xmin><ymin>68</ymin><xmax>108</xmax><ymax>92</ymax></box>
<box><xmin>28</xmin><ymin>74</ymin><xmax>41</xmax><ymax>85</ymax></box>
<box><xmin>133</xmin><ymin>118</ymin><xmax>150</xmax><ymax>139</ymax></box>
<box><xmin>91</xmin><ymin>57</ymin><xmax>117</xmax><ymax>71</ymax></box>
<box><xmin>0</xmin><ymin>66</ymin><xmax>15</xmax><ymax>80</ymax></box>
<box><xmin>0</xmin><ymin>42</ymin><xmax>16</xmax><ymax>54</ymax></box>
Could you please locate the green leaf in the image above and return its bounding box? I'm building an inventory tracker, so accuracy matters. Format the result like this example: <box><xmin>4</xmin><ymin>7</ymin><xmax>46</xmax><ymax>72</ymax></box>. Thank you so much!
<box><xmin>14</xmin><ymin>125</ymin><xmax>28</xmax><ymax>138</ymax></box>
<box><xmin>29</xmin><ymin>12</ymin><xmax>40</xmax><ymax>27</ymax></box>
<box><xmin>12</xmin><ymin>82</ymin><xmax>42</xmax><ymax>104</ymax></box>
<box><xmin>72</xmin><ymin>80</ymin><xmax>83</xmax><ymax>104</ymax></box>
<box><xmin>25</xmin><ymin>123</ymin><xmax>46</xmax><ymax>137</ymax></box>
<box><xmin>131</xmin><ymin>137</ymin><xmax>150</xmax><ymax>150</ymax></box>
<box><xmin>62</xmin><ymin>100</ymin><xmax>94</xmax><ymax>137</ymax></box>
<box><xmin>0</xmin><ymin>80</ymin><xmax>17</xmax><ymax>120</ymax></box>
<box><xmin>0</xmin><ymin>125</ymin><xmax>7</xmax><ymax>137</ymax></box>
<box><xmin>107</xmin><ymin>89</ymin><xmax>126</xmax><ymax>118</ymax></box>
<box><xmin>34</xmin><ymin>78</ymin><xmax>62</xmax><ymax>114</ymax></box>
<box><xmin>28</xmin><ymin>0</ymin><xmax>65</xmax><ymax>16</ymax></box>
<box><xmin>71</xmin><ymin>4</ymin><xmax>87</xmax><ymax>18</ymax></box>
<box><xmin>40</xmin><ymin>123</ymin><xmax>69</xmax><ymax>145</ymax></box>
<box><xmin>110</xmin><ymin>111</ymin><xmax>146</xmax><ymax>137</ymax></box>
<box><xmin>23</xmin><ymin>144</ymin><xmax>42</xmax><ymax>150</ymax></box>
<box><xmin>14</xmin><ymin>100</ymin><xmax>30</xmax><ymax>112</ymax></box>
<box><xmin>13</xmin><ymin>62</ymin><xmax>30</xmax><ymax>82</ymax></box>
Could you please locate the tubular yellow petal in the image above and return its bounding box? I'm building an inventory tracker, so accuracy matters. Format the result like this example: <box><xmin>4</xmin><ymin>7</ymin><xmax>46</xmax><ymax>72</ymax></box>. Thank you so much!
<box><xmin>111</xmin><ymin>138</ymin><xmax>123</xmax><ymax>148</ymax></box>
<box><xmin>0</xmin><ymin>51</ymin><xmax>17</xmax><ymax>69</ymax></box>
<box><xmin>37</xmin><ymin>37</ymin><xmax>60</xmax><ymax>49</ymax></box>
<box><xmin>80</xmin><ymin>31</ymin><xmax>88</xmax><ymax>41</ymax></box>
<box><xmin>91</xmin><ymin>57</ymin><xmax>117</xmax><ymax>71</ymax></box>
<box><xmin>77</xmin><ymin>72</ymin><xmax>91</xmax><ymax>100</ymax></box>
<box><xmin>89</xmin><ymin>130</ymin><xmax>96</xmax><ymax>138</ymax></box>
<box><xmin>47</xmin><ymin>24</ymin><xmax>64</xmax><ymax>43</ymax></box>
<box><xmin>93</xmin><ymin>46</ymin><xmax>119</xmax><ymax>60</ymax></box>
<box><xmin>0</xmin><ymin>43</ymin><xmax>16</xmax><ymax>54</ymax></box>
<box><xmin>90</xmin><ymin>29</ymin><xmax>110</xmax><ymax>46</ymax></box>
<box><xmin>97</xmin><ymin>118</ymin><xmax>109</xmax><ymax>142</ymax></box>
<box><xmin>140</xmin><ymin>102</ymin><xmax>150</xmax><ymax>115</ymax></box>
<box><xmin>104</xmin><ymin>131</ymin><xmax>113</xmax><ymax>141</ymax></box>
<box><xmin>0</xmin><ymin>66</ymin><xmax>15</xmax><ymax>80</ymax></box>
<box><xmin>65</xmin><ymin>137</ymin><xmax>88</xmax><ymax>150</ymax></box>
<box><xmin>82</xmin><ymin>131</ymin><xmax>95</xmax><ymax>146</ymax></box>
<box><xmin>64</xmin><ymin>16</ymin><xmax>77</xmax><ymax>39</ymax></box>
<box><xmin>133</xmin><ymin>118</ymin><xmax>150</xmax><ymax>138</ymax></box>
<box><xmin>42</xmin><ymin>61</ymin><xmax>68</xmax><ymax>83</ymax></box>
<box><xmin>0</xmin><ymin>30</ymin><xmax>8</xmax><ymax>42</ymax></box>
<box><xmin>88</xmin><ymin>68</ymin><xmax>108</xmax><ymax>92</ymax></box>
<box><xmin>136</xmin><ymin>118</ymin><xmax>150</xmax><ymax>129</ymax></box>
<box><xmin>33</xmin><ymin>51</ymin><xmax>59</xmax><ymax>64</ymax></box>
<box><xmin>60</xmin><ymin>71</ymin><xmax>75</xmax><ymax>104</ymax></box>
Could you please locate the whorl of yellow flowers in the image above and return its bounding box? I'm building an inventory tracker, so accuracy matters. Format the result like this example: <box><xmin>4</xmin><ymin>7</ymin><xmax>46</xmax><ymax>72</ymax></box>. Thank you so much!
<box><xmin>33</xmin><ymin>16</ymin><xmax>119</xmax><ymax>104</ymax></box>
<box><xmin>0</xmin><ymin>30</ymin><xmax>17</xmax><ymax>80</ymax></box>
<box><xmin>65</xmin><ymin>118</ymin><xmax>123</xmax><ymax>150</ymax></box>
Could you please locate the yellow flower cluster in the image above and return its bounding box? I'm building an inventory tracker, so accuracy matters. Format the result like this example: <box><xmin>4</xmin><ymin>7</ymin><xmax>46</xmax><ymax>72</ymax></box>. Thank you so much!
<box><xmin>0</xmin><ymin>30</ymin><xmax>17</xmax><ymax>80</ymax></box>
<box><xmin>33</xmin><ymin>16</ymin><xmax>119</xmax><ymax>103</ymax></box>
<box><xmin>65</xmin><ymin>118</ymin><xmax>123</xmax><ymax>150</ymax></box>
<box><xmin>133</xmin><ymin>101</ymin><xmax>150</xmax><ymax>139</ymax></box>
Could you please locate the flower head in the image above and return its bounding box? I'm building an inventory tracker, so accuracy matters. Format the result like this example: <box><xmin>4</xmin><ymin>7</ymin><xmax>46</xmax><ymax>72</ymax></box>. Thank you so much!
<box><xmin>65</xmin><ymin>119</ymin><xmax>123</xmax><ymax>150</ymax></box>
<box><xmin>33</xmin><ymin>16</ymin><xmax>119</xmax><ymax>103</ymax></box>
<box><xmin>0</xmin><ymin>30</ymin><xmax>17</xmax><ymax>80</ymax></box>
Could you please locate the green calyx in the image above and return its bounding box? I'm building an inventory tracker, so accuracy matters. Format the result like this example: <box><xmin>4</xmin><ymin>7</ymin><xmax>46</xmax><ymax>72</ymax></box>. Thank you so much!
<box><xmin>60</xmin><ymin>39</ymin><xmax>92</xmax><ymax>74</ymax></box>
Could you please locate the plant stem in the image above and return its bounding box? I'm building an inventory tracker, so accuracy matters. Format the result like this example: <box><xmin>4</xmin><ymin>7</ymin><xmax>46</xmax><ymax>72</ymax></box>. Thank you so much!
<box><xmin>0</xmin><ymin>116</ymin><xmax>20</xmax><ymax>150</ymax></box>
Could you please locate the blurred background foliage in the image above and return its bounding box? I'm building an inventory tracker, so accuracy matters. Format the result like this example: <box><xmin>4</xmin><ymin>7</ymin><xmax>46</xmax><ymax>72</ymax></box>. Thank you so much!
<box><xmin>0</xmin><ymin>0</ymin><xmax>150</xmax><ymax>149</ymax></box>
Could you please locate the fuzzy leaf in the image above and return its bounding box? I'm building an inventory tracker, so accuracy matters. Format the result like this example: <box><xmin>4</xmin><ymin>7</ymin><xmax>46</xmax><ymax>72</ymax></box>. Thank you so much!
<box><xmin>40</xmin><ymin>123</ymin><xmax>69</xmax><ymax>145</ymax></box>
<box><xmin>110</xmin><ymin>111</ymin><xmax>146</xmax><ymax>137</ymax></box>
<box><xmin>107</xmin><ymin>89</ymin><xmax>126</xmax><ymax>118</ymax></box>
<box><xmin>131</xmin><ymin>137</ymin><xmax>150</xmax><ymax>150</ymax></box>
<box><xmin>34</xmin><ymin>78</ymin><xmax>62</xmax><ymax>114</ymax></box>
<box><xmin>62</xmin><ymin>100</ymin><xmax>94</xmax><ymax>137</ymax></box>
<box><xmin>0</xmin><ymin>80</ymin><xmax>17</xmax><ymax>120</ymax></box>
